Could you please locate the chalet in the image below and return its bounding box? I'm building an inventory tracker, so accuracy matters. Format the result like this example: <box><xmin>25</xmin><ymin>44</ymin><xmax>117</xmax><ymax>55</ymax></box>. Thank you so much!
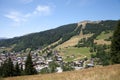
<box><xmin>35</xmin><ymin>65</ymin><xmax>49</xmax><ymax>72</ymax></box>
<box><xmin>74</xmin><ymin>66</ymin><xmax>83</xmax><ymax>70</ymax></box>
<box><xmin>86</xmin><ymin>63</ymin><xmax>94</xmax><ymax>68</ymax></box>
<box><xmin>56</xmin><ymin>67</ymin><xmax>63</xmax><ymax>73</ymax></box>
<box><xmin>0</xmin><ymin>59</ymin><xmax>3</xmax><ymax>66</ymax></box>
<box><xmin>56</xmin><ymin>56</ymin><xmax>63</xmax><ymax>61</ymax></box>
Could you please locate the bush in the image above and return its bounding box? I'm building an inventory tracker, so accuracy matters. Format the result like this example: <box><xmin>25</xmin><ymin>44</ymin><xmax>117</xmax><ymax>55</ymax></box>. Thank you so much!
<box><xmin>40</xmin><ymin>67</ymin><xmax>49</xmax><ymax>74</ymax></box>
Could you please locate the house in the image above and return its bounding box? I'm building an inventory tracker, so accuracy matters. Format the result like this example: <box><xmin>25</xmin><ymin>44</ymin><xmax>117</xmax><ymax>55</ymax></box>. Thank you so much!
<box><xmin>56</xmin><ymin>56</ymin><xmax>63</xmax><ymax>61</ymax></box>
<box><xmin>0</xmin><ymin>59</ymin><xmax>3</xmax><ymax>66</ymax></box>
<box><xmin>86</xmin><ymin>63</ymin><xmax>94</xmax><ymax>68</ymax></box>
<box><xmin>35</xmin><ymin>64</ymin><xmax>48</xmax><ymax>72</ymax></box>
<box><xmin>74</xmin><ymin>66</ymin><xmax>83</xmax><ymax>70</ymax></box>
<box><xmin>74</xmin><ymin>60</ymin><xmax>84</xmax><ymax>67</ymax></box>
<box><xmin>56</xmin><ymin>67</ymin><xmax>63</xmax><ymax>73</ymax></box>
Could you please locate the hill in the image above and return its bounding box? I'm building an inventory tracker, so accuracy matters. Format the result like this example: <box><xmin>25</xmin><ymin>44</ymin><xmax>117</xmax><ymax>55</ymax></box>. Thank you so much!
<box><xmin>4</xmin><ymin>64</ymin><xmax>120</xmax><ymax>80</ymax></box>
<box><xmin>0</xmin><ymin>23</ymin><xmax>77</xmax><ymax>52</ymax></box>
<box><xmin>53</xmin><ymin>20</ymin><xmax>117</xmax><ymax>61</ymax></box>
<box><xmin>0</xmin><ymin>20</ymin><xmax>118</xmax><ymax>52</ymax></box>
<box><xmin>0</xmin><ymin>38</ymin><xmax>6</xmax><ymax>41</ymax></box>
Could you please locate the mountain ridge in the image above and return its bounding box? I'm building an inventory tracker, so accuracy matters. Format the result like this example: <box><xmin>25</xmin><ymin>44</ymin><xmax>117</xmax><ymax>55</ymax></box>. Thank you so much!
<box><xmin>0</xmin><ymin>20</ymin><xmax>118</xmax><ymax>52</ymax></box>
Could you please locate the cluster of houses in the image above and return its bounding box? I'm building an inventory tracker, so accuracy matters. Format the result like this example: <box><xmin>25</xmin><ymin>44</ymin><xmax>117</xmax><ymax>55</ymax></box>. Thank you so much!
<box><xmin>0</xmin><ymin>49</ymin><xmax>94</xmax><ymax>73</ymax></box>
<box><xmin>0</xmin><ymin>51</ymin><xmax>64</xmax><ymax>72</ymax></box>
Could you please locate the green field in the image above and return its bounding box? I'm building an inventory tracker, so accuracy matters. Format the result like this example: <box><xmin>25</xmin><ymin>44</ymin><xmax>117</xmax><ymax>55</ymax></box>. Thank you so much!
<box><xmin>96</xmin><ymin>31</ymin><xmax>113</xmax><ymax>40</ymax></box>
<box><xmin>58</xmin><ymin>47</ymin><xmax>91</xmax><ymax>62</ymax></box>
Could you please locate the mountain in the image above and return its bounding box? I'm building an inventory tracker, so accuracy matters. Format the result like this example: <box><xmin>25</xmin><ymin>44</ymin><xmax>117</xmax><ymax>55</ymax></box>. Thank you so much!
<box><xmin>0</xmin><ymin>37</ymin><xmax>7</xmax><ymax>40</ymax></box>
<box><xmin>0</xmin><ymin>23</ymin><xmax>78</xmax><ymax>51</ymax></box>
<box><xmin>0</xmin><ymin>20</ymin><xmax>118</xmax><ymax>52</ymax></box>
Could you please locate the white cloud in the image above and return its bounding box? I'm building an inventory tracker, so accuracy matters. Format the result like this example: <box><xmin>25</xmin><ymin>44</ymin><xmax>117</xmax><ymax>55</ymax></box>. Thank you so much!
<box><xmin>4</xmin><ymin>11</ymin><xmax>27</xmax><ymax>26</ymax></box>
<box><xmin>33</xmin><ymin>5</ymin><xmax>51</xmax><ymax>15</ymax></box>
<box><xmin>4</xmin><ymin>5</ymin><xmax>51</xmax><ymax>27</ymax></box>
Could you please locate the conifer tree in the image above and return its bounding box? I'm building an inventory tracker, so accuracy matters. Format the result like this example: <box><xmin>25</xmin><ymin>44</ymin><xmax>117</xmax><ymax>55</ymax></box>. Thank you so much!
<box><xmin>20</xmin><ymin>64</ymin><xmax>24</xmax><ymax>75</ymax></box>
<box><xmin>2</xmin><ymin>58</ymin><xmax>14</xmax><ymax>77</ymax></box>
<box><xmin>7</xmin><ymin>57</ymin><xmax>15</xmax><ymax>77</ymax></box>
<box><xmin>0</xmin><ymin>64</ymin><xmax>2</xmax><ymax>77</ymax></box>
<box><xmin>111</xmin><ymin>20</ymin><xmax>120</xmax><ymax>64</ymax></box>
<box><xmin>2</xmin><ymin>60</ymin><xmax>8</xmax><ymax>77</ymax></box>
<box><xmin>15</xmin><ymin>62</ymin><xmax>21</xmax><ymax>76</ymax></box>
<box><xmin>25</xmin><ymin>53</ymin><xmax>37</xmax><ymax>75</ymax></box>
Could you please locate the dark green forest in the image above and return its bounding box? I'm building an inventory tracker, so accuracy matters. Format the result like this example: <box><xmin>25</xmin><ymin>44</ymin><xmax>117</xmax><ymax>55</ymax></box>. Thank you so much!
<box><xmin>110</xmin><ymin>20</ymin><xmax>120</xmax><ymax>64</ymax></box>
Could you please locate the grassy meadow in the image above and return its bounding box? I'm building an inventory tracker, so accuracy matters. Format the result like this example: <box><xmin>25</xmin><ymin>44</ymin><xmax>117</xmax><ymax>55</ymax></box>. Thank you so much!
<box><xmin>96</xmin><ymin>31</ymin><xmax>113</xmax><ymax>40</ymax></box>
<box><xmin>94</xmin><ymin>31</ymin><xmax>113</xmax><ymax>45</ymax></box>
<box><xmin>4</xmin><ymin>64</ymin><xmax>120</xmax><ymax>80</ymax></box>
<box><xmin>57</xmin><ymin>47</ymin><xmax>91</xmax><ymax>62</ymax></box>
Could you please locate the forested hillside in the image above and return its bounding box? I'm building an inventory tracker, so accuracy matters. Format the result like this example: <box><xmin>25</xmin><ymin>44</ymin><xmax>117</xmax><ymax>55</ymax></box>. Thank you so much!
<box><xmin>0</xmin><ymin>20</ymin><xmax>118</xmax><ymax>52</ymax></box>
<box><xmin>83</xmin><ymin>20</ymin><xmax>117</xmax><ymax>34</ymax></box>
<box><xmin>0</xmin><ymin>23</ymin><xmax>77</xmax><ymax>51</ymax></box>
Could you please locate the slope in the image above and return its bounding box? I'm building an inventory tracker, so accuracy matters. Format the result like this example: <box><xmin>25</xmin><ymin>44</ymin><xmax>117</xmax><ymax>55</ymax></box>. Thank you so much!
<box><xmin>55</xmin><ymin>20</ymin><xmax>94</xmax><ymax>49</ymax></box>
<box><xmin>94</xmin><ymin>31</ymin><xmax>113</xmax><ymax>45</ymax></box>
<box><xmin>0</xmin><ymin>20</ymin><xmax>118</xmax><ymax>52</ymax></box>
<box><xmin>0</xmin><ymin>23</ymin><xmax>77</xmax><ymax>52</ymax></box>
<box><xmin>4</xmin><ymin>64</ymin><xmax>120</xmax><ymax>80</ymax></box>
<box><xmin>53</xmin><ymin>20</ymin><xmax>117</xmax><ymax>60</ymax></box>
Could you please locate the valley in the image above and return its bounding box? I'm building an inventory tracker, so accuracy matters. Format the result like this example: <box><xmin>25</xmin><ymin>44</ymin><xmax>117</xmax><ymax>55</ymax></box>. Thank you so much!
<box><xmin>0</xmin><ymin>20</ymin><xmax>119</xmax><ymax>79</ymax></box>
<box><xmin>0</xmin><ymin>0</ymin><xmax>120</xmax><ymax>80</ymax></box>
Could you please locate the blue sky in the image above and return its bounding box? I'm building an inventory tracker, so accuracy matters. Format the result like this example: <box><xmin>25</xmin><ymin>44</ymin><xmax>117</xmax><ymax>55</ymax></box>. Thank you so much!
<box><xmin>0</xmin><ymin>0</ymin><xmax>120</xmax><ymax>38</ymax></box>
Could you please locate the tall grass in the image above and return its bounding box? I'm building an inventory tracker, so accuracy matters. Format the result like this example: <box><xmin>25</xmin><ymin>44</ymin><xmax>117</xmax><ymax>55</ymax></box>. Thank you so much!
<box><xmin>4</xmin><ymin>64</ymin><xmax>120</xmax><ymax>80</ymax></box>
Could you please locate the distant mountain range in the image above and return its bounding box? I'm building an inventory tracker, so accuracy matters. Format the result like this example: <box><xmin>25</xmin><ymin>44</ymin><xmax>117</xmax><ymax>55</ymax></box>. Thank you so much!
<box><xmin>0</xmin><ymin>38</ymin><xmax>7</xmax><ymax>40</ymax></box>
<box><xmin>0</xmin><ymin>20</ymin><xmax>118</xmax><ymax>52</ymax></box>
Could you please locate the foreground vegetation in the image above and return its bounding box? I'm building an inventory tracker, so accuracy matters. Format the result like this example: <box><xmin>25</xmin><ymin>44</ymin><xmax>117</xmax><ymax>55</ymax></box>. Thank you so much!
<box><xmin>4</xmin><ymin>64</ymin><xmax>120</xmax><ymax>80</ymax></box>
<box><xmin>110</xmin><ymin>20</ymin><xmax>120</xmax><ymax>64</ymax></box>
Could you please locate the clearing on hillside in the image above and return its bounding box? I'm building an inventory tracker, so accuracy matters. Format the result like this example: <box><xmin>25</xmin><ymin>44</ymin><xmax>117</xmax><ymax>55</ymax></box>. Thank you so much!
<box><xmin>55</xmin><ymin>34</ymin><xmax>92</xmax><ymax>49</ymax></box>
<box><xmin>57</xmin><ymin>47</ymin><xmax>91</xmax><ymax>62</ymax></box>
<box><xmin>94</xmin><ymin>31</ymin><xmax>113</xmax><ymax>45</ymax></box>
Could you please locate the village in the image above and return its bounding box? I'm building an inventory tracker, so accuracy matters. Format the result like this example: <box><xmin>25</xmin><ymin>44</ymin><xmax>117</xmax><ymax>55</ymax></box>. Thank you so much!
<box><xmin>0</xmin><ymin>48</ymin><xmax>94</xmax><ymax>73</ymax></box>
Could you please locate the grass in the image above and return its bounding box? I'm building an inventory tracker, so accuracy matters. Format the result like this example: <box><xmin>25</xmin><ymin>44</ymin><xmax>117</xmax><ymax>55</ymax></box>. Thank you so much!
<box><xmin>94</xmin><ymin>39</ymin><xmax>111</xmax><ymax>45</ymax></box>
<box><xmin>0</xmin><ymin>77</ymin><xmax>4</xmax><ymax>80</ymax></box>
<box><xmin>94</xmin><ymin>31</ymin><xmax>113</xmax><ymax>45</ymax></box>
<box><xmin>0</xmin><ymin>47</ymin><xmax>12</xmax><ymax>53</ymax></box>
<box><xmin>58</xmin><ymin>47</ymin><xmax>91</xmax><ymax>62</ymax></box>
<box><xmin>56</xmin><ymin>34</ymin><xmax>92</xmax><ymax>49</ymax></box>
<box><xmin>4</xmin><ymin>64</ymin><xmax>120</xmax><ymax>80</ymax></box>
<box><xmin>96</xmin><ymin>31</ymin><xmax>113</xmax><ymax>40</ymax></box>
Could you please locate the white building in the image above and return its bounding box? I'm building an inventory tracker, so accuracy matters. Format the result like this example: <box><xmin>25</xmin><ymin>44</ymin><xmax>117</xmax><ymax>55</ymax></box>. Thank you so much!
<box><xmin>56</xmin><ymin>67</ymin><xmax>63</xmax><ymax>73</ymax></box>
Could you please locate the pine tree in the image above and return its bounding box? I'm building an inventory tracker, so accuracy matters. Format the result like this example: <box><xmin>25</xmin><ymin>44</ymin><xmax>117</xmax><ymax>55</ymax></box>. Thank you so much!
<box><xmin>2</xmin><ymin>58</ymin><xmax>15</xmax><ymax>77</ymax></box>
<box><xmin>49</xmin><ymin>61</ymin><xmax>58</xmax><ymax>73</ymax></box>
<box><xmin>20</xmin><ymin>64</ymin><xmax>24</xmax><ymax>75</ymax></box>
<box><xmin>15</xmin><ymin>62</ymin><xmax>21</xmax><ymax>76</ymax></box>
<box><xmin>2</xmin><ymin>60</ymin><xmax>8</xmax><ymax>77</ymax></box>
<box><xmin>7</xmin><ymin>57</ymin><xmax>15</xmax><ymax>77</ymax></box>
<box><xmin>110</xmin><ymin>20</ymin><xmax>120</xmax><ymax>64</ymax></box>
<box><xmin>0</xmin><ymin>64</ymin><xmax>2</xmax><ymax>77</ymax></box>
<box><xmin>25</xmin><ymin>53</ymin><xmax>37</xmax><ymax>75</ymax></box>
